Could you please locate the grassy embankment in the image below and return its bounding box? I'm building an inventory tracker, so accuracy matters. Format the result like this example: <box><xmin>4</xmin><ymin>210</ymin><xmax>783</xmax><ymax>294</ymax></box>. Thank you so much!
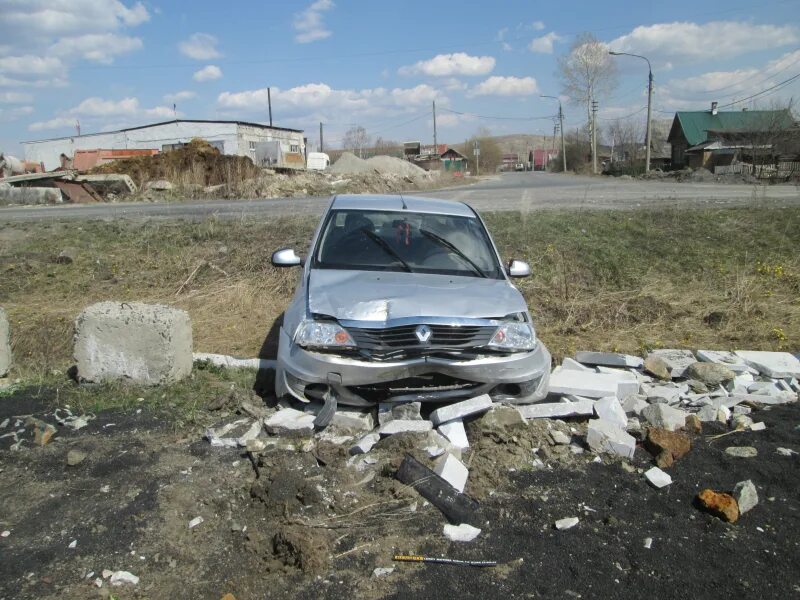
<box><xmin>1</xmin><ymin>206</ymin><xmax>797</xmax><ymax>415</ymax></box>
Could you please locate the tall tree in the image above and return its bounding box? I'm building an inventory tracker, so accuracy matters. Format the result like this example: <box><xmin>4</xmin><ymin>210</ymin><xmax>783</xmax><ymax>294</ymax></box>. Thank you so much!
<box><xmin>342</xmin><ymin>125</ymin><xmax>371</xmax><ymax>158</ymax></box>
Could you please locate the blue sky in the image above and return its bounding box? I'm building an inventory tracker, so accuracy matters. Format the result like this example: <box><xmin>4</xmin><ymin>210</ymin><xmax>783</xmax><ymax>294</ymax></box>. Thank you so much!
<box><xmin>1</xmin><ymin>0</ymin><xmax>799</xmax><ymax>155</ymax></box>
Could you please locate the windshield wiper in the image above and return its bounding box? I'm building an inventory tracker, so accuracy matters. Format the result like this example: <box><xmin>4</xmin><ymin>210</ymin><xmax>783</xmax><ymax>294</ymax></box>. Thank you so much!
<box><xmin>419</xmin><ymin>229</ymin><xmax>488</xmax><ymax>278</ymax></box>
<box><xmin>358</xmin><ymin>228</ymin><xmax>413</xmax><ymax>272</ymax></box>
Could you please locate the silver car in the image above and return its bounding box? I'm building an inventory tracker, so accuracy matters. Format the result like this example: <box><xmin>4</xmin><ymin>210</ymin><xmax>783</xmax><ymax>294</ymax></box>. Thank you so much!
<box><xmin>271</xmin><ymin>194</ymin><xmax>551</xmax><ymax>426</ymax></box>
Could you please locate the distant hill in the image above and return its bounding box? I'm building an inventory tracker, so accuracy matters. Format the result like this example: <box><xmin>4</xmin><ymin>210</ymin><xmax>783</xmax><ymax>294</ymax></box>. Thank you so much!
<box><xmin>485</xmin><ymin>133</ymin><xmax>558</xmax><ymax>159</ymax></box>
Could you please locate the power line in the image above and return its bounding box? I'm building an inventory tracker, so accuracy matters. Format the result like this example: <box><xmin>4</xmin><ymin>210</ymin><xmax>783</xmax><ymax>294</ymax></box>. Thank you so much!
<box><xmin>717</xmin><ymin>72</ymin><xmax>800</xmax><ymax>108</ymax></box>
<box><xmin>688</xmin><ymin>48</ymin><xmax>800</xmax><ymax>98</ymax></box>
<box><xmin>439</xmin><ymin>107</ymin><xmax>555</xmax><ymax>121</ymax></box>
<box><xmin>596</xmin><ymin>105</ymin><xmax>647</xmax><ymax>120</ymax></box>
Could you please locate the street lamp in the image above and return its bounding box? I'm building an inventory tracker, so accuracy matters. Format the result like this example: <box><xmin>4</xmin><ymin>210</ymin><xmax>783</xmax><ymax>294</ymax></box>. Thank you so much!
<box><xmin>540</xmin><ymin>95</ymin><xmax>566</xmax><ymax>173</ymax></box>
<box><xmin>609</xmin><ymin>51</ymin><xmax>653</xmax><ymax>174</ymax></box>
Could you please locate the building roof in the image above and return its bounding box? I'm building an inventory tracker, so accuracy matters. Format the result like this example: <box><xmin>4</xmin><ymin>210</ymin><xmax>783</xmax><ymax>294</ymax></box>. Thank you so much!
<box><xmin>668</xmin><ymin>109</ymin><xmax>795</xmax><ymax>146</ymax></box>
<box><xmin>331</xmin><ymin>194</ymin><xmax>475</xmax><ymax>217</ymax></box>
<box><xmin>23</xmin><ymin>119</ymin><xmax>303</xmax><ymax>144</ymax></box>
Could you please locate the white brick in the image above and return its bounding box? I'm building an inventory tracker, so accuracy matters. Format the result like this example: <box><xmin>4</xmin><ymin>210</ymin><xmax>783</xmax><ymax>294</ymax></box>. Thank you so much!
<box><xmin>378</xmin><ymin>419</ymin><xmax>432</xmax><ymax>436</ymax></box>
<box><xmin>304</xmin><ymin>405</ymin><xmax>375</xmax><ymax>432</ymax></box>
<box><xmin>594</xmin><ymin>396</ymin><xmax>628</xmax><ymax>429</ymax></box>
<box><xmin>645</xmin><ymin>467</ymin><xmax>672</xmax><ymax>488</ymax></box>
<box><xmin>549</xmin><ymin>367</ymin><xmax>638</xmax><ymax>399</ymax></box>
<box><xmin>641</xmin><ymin>404</ymin><xmax>688</xmax><ymax>431</ymax></box>
<box><xmin>575</xmin><ymin>351</ymin><xmax>643</xmax><ymax>369</ymax></box>
<box><xmin>429</xmin><ymin>394</ymin><xmax>493</xmax><ymax>426</ymax></box>
<box><xmin>349</xmin><ymin>432</ymin><xmax>380</xmax><ymax>455</ymax></box>
<box><xmin>434</xmin><ymin>452</ymin><xmax>469</xmax><ymax>492</ymax></box>
<box><xmin>516</xmin><ymin>399</ymin><xmax>595</xmax><ymax>419</ymax></box>
<box><xmin>734</xmin><ymin>351</ymin><xmax>800</xmax><ymax>378</ymax></box>
<box><xmin>586</xmin><ymin>419</ymin><xmax>636</xmax><ymax>458</ymax></box>
<box><xmin>438</xmin><ymin>420</ymin><xmax>469</xmax><ymax>450</ymax></box>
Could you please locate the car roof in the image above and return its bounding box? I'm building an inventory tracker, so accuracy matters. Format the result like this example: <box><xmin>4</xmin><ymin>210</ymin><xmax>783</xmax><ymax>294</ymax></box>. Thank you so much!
<box><xmin>331</xmin><ymin>194</ymin><xmax>476</xmax><ymax>217</ymax></box>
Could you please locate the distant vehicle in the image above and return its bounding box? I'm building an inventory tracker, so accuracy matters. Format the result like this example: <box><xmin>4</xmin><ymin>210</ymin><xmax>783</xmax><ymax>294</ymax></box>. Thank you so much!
<box><xmin>271</xmin><ymin>194</ymin><xmax>551</xmax><ymax>427</ymax></box>
<box><xmin>307</xmin><ymin>152</ymin><xmax>330</xmax><ymax>171</ymax></box>
<box><xmin>514</xmin><ymin>163</ymin><xmax>525</xmax><ymax>171</ymax></box>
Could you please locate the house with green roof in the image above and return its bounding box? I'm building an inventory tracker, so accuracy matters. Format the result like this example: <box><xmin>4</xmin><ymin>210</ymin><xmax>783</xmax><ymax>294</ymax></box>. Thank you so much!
<box><xmin>667</xmin><ymin>102</ymin><xmax>796</xmax><ymax>169</ymax></box>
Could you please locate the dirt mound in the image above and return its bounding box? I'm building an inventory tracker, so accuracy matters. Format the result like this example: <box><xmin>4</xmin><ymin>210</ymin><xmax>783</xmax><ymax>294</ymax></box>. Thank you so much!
<box><xmin>329</xmin><ymin>151</ymin><xmax>373</xmax><ymax>175</ymax></box>
<box><xmin>91</xmin><ymin>138</ymin><xmax>261</xmax><ymax>187</ymax></box>
<box><xmin>366</xmin><ymin>155</ymin><xmax>427</xmax><ymax>177</ymax></box>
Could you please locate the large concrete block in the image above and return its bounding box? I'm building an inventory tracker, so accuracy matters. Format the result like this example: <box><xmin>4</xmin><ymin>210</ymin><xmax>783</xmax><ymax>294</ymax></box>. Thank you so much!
<box><xmin>73</xmin><ymin>302</ymin><xmax>192</xmax><ymax>385</ymax></box>
<box><xmin>429</xmin><ymin>394</ymin><xmax>493</xmax><ymax>426</ymax></box>
<box><xmin>549</xmin><ymin>367</ymin><xmax>639</xmax><ymax>399</ymax></box>
<box><xmin>575</xmin><ymin>351</ymin><xmax>643</xmax><ymax>369</ymax></box>
<box><xmin>517</xmin><ymin>399</ymin><xmax>595</xmax><ymax>419</ymax></box>
<box><xmin>649</xmin><ymin>349</ymin><xmax>696</xmax><ymax>379</ymax></box>
<box><xmin>734</xmin><ymin>351</ymin><xmax>800</xmax><ymax>378</ymax></box>
<box><xmin>0</xmin><ymin>307</ymin><xmax>10</xmax><ymax>377</ymax></box>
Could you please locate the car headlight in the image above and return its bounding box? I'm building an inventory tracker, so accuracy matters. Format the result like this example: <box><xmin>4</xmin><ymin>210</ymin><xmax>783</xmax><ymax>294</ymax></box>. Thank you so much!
<box><xmin>294</xmin><ymin>320</ymin><xmax>355</xmax><ymax>349</ymax></box>
<box><xmin>489</xmin><ymin>322</ymin><xmax>537</xmax><ymax>351</ymax></box>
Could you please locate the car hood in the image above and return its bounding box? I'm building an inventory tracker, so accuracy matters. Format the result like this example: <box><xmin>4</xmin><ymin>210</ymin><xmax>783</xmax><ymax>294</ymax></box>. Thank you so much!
<box><xmin>307</xmin><ymin>269</ymin><xmax>527</xmax><ymax>322</ymax></box>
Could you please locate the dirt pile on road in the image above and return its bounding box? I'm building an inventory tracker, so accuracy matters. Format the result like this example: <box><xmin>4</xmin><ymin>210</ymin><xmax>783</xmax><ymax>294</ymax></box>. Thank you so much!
<box><xmin>91</xmin><ymin>138</ymin><xmax>261</xmax><ymax>187</ymax></box>
<box><xmin>331</xmin><ymin>152</ymin><xmax>431</xmax><ymax>178</ymax></box>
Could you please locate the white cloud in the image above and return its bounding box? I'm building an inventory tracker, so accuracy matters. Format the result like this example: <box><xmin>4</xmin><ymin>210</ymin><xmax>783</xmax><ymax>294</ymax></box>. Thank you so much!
<box><xmin>293</xmin><ymin>0</ymin><xmax>334</xmax><ymax>44</ymax></box>
<box><xmin>50</xmin><ymin>33</ymin><xmax>142</xmax><ymax>64</ymax></box>
<box><xmin>0</xmin><ymin>91</ymin><xmax>33</xmax><ymax>104</ymax></box>
<box><xmin>28</xmin><ymin>116</ymin><xmax>78</xmax><ymax>131</ymax></box>
<box><xmin>0</xmin><ymin>55</ymin><xmax>63</xmax><ymax>76</ymax></box>
<box><xmin>470</xmin><ymin>75</ymin><xmax>539</xmax><ymax>96</ymax></box>
<box><xmin>442</xmin><ymin>77</ymin><xmax>467</xmax><ymax>91</ymax></box>
<box><xmin>178</xmin><ymin>33</ymin><xmax>221</xmax><ymax>60</ymax></box>
<box><xmin>659</xmin><ymin>49</ymin><xmax>800</xmax><ymax>110</ymax></box>
<box><xmin>399</xmin><ymin>53</ymin><xmax>495</xmax><ymax>77</ymax></box>
<box><xmin>163</xmin><ymin>90</ymin><xmax>196</xmax><ymax>103</ymax></box>
<box><xmin>193</xmin><ymin>65</ymin><xmax>222</xmax><ymax>82</ymax></box>
<box><xmin>496</xmin><ymin>28</ymin><xmax>512</xmax><ymax>51</ymax></box>
<box><xmin>1</xmin><ymin>1</ymin><xmax>149</xmax><ymax>37</ymax></box>
<box><xmin>529</xmin><ymin>31</ymin><xmax>562</xmax><ymax>54</ymax></box>
<box><xmin>531</xmin><ymin>21</ymin><xmax>545</xmax><ymax>31</ymax></box>
<box><xmin>608</xmin><ymin>21</ymin><xmax>799</xmax><ymax>65</ymax></box>
<box><xmin>28</xmin><ymin>95</ymin><xmax>179</xmax><ymax>131</ymax></box>
<box><xmin>0</xmin><ymin>105</ymin><xmax>34</xmax><ymax>122</ymax></box>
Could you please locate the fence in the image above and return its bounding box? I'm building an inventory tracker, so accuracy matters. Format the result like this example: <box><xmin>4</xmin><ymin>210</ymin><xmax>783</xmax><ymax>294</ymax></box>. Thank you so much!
<box><xmin>714</xmin><ymin>162</ymin><xmax>800</xmax><ymax>179</ymax></box>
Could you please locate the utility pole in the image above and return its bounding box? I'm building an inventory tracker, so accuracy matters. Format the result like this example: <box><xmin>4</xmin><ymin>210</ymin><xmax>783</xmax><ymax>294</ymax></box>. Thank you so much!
<box><xmin>541</xmin><ymin>95</ymin><xmax>567</xmax><ymax>173</ymax></box>
<box><xmin>473</xmin><ymin>139</ymin><xmax>480</xmax><ymax>176</ymax></box>
<box><xmin>267</xmin><ymin>87</ymin><xmax>273</xmax><ymax>127</ymax></box>
<box><xmin>609</xmin><ymin>51</ymin><xmax>654</xmax><ymax>173</ymax></box>
<box><xmin>432</xmin><ymin>100</ymin><xmax>438</xmax><ymax>156</ymax></box>
<box><xmin>591</xmin><ymin>99</ymin><xmax>598</xmax><ymax>174</ymax></box>
<box><xmin>319</xmin><ymin>122</ymin><xmax>324</xmax><ymax>153</ymax></box>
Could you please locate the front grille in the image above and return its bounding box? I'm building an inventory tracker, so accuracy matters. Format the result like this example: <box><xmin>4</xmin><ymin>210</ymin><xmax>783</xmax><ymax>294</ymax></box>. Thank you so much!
<box><xmin>348</xmin><ymin>374</ymin><xmax>483</xmax><ymax>402</ymax></box>
<box><xmin>348</xmin><ymin>324</ymin><xmax>496</xmax><ymax>359</ymax></box>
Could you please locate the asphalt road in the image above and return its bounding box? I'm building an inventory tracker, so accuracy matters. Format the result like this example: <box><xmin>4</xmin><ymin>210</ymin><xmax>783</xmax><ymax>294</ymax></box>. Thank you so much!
<box><xmin>1</xmin><ymin>172</ymin><xmax>798</xmax><ymax>222</ymax></box>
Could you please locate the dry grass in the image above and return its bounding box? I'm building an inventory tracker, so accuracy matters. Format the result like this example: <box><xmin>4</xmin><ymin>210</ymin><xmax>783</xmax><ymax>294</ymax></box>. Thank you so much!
<box><xmin>0</xmin><ymin>206</ymin><xmax>798</xmax><ymax>382</ymax></box>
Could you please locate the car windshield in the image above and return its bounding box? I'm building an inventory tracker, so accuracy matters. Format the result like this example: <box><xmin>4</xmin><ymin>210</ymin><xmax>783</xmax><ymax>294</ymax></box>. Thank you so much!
<box><xmin>314</xmin><ymin>209</ymin><xmax>503</xmax><ymax>279</ymax></box>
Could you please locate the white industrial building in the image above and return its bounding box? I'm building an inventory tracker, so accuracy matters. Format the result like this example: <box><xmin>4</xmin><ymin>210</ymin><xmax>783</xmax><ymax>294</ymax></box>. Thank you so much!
<box><xmin>22</xmin><ymin>119</ymin><xmax>305</xmax><ymax>171</ymax></box>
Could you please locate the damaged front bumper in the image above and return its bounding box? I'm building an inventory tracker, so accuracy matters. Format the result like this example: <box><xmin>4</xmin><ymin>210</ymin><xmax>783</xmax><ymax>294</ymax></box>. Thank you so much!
<box><xmin>275</xmin><ymin>328</ymin><xmax>551</xmax><ymax>407</ymax></box>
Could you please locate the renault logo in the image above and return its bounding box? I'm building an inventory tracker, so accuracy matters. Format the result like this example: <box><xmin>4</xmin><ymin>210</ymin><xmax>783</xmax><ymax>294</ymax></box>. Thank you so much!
<box><xmin>415</xmin><ymin>324</ymin><xmax>433</xmax><ymax>343</ymax></box>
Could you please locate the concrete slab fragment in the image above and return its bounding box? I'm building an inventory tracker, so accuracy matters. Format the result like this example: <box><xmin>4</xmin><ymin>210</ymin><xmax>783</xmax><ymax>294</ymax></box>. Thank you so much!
<box><xmin>434</xmin><ymin>452</ymin><xmax>469</xmax><ymax>492</ymax></box>
<box><xmin>734</xmin><ymin>351</ymin><xmax>800</xmax><ymax>378</ymax></box>
<box><xmin>73</xmin><ymin>301</ymin><xmax>192</xmax><ymax>385</ymax></box>
<box><xmin>696</xmin><ymin>350</ymin><xmax>756</xmax><ymax>374</ymax></box>
<box><xmin>641</xmin><ymin>404</ymin><xmax>688</xmax><ymax>431</ymax></box>
<box><xmin>263</xmin><ymin>408</ymin><xmax>316</xmax><ymax>434</ymax></box>
<box><xmin>645</xmin><ymin>467</ymin><xmax>672</xmax><ymax>488</ymax></box>
<box><xmin>378</xmin><ymin>401</ymin><xmax>422</xmax><ymax>425</ymax></box>
<box><xmin>443</xmin><ymin>523</ymin><xmax>481</xmax><ymax>542</ymax></box>
<box><xmin>517</xmin><ymin>399</ymin><xmax>595</xmax><ymax>419</ymax></box>
<box><xmin>429</xmin><ymin>394</ymin><xmax>492</xmax><ymax>426</ymax></box>
<box><xmin>438</xmin><ymin>420</ymin><xmax>469</xmax><ymax>450</ymax></box>
<box><xmin>586</xmin><ymin>419</ymin><xmax>636</xmax><ymax>458</ymax></box>
<box><xmin>575</xmin><ymin>351</ymin><xmax>643</xmax><ymax>369</ymax></box>
<box><xmin>378</xmin><ymin>419</ymin><xmax>433</xmax><ymax>436</ymax></box>
<box><xmin>349</xmin><ymin>432</ymin><xmax>380</xmax><ymax>455</ymax></box>
<box><xmin>594</xmin><ymin>396</ymin><xmax>628</xmax><ymax>429</ymax></box>
<box><xmin>649</xmin><ymin>349</ymin><xmax>696</xmax><ymax>379</ymax></box>
<box><xmin>549</xmin><ymin>367</ymin><xmax>638</xmax><ymax>399</ymax></box>
<box><xmin>562</xmin><ymin>357</ymin><xmax>595</xmax><ymax>372</ymax></box>
<box><xmin>305</xmin><ymin>405</ymin><xmax>375</xmax><ymax>432</ymax></box>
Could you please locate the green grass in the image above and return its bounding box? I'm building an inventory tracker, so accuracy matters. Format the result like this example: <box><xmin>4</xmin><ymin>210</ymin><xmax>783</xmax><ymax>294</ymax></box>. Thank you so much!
<box><xmin>1</xmin><ymin>206</ymin><xmax>798</xmax><ymax>402</ymax></box>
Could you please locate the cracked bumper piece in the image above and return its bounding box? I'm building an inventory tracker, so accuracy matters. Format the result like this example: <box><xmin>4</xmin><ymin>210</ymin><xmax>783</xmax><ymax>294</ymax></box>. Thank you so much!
<box><xmin>275</xmin><ymin>328</ymin><xmax>551</xmax><ymax>406</ymax></box>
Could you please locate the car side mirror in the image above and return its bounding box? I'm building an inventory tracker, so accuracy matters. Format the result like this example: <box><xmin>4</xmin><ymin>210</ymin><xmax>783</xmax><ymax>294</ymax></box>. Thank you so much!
<box><xmin>507</xmin><ymin>259</ymin><xmax>530</xmax><ymax>278</ymax></box>
<box><xmin>271</xmin><ymin>248</ymin><xmax>303</xmax><ymax>267</ymax></box>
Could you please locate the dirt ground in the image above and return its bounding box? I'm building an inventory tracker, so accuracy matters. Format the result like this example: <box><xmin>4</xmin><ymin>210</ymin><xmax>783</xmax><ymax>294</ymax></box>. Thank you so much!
<box><xmin>1</xmin><ymin>379</ymin><xmax>798</xmax><ymax>600</ymax></box>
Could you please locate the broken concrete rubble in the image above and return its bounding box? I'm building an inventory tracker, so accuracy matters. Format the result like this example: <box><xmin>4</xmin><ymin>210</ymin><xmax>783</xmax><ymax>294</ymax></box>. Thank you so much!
<box><xmin>263</xmin><ymin>408</ymin><xmax>316</xmax><ymax>435</ymax></box>
<box><xmin>378</xmin><ymin>401</ymin><xmax>422</xmax><ymax>425</ymax></box>
<box><xmin>429</xmin><ymin>394</ymin><xmax>492</xmax><ymax>426</ymax></box>
<box><xmin>645</xmin><ymin>467</ymin><xmax>672</xmax><ymax>488</ymax></box>
<box><xmin>594</xmin><ymin>397</ymin><xmax>628</xmax><ymax>429</ymax></box>
<box><xmin>554</xmin><ymin>517</ymin><xmax>579</xmax><ymax>530</ymax></box>
<box><xmin>443</xmin><ymin>523</ymin><xmax>481</xmax><ymax>542</ymax></box>
<box><xmin>304</xmin><ymin>405</ymin><xmax>374</xmax><ymax>432</ymax></box>
<box><xmin>562</xmin><ymin>357</ymin><xmax>594</xmax><ymax>372</ymax></box>
<box><xmin>733</xmin><ymin>480</ymin><xmax>758</xmax><ymax>514</ymax></box>
<box><xmin>586</xmin><ymin>419</ymin><xmax>636</xmax><ymax>459</ymax></box>
<box><xmin>686</xmin><ymin>362</ymin><xmax>736</xmax><ymax>386</ymax></box>
<box><xmin>643</xmin><ymin>354</ymin><xmax>671</xmax><ymax>380</ymax></box>
<box><xmin>349</xmin><ymin>433</ymin><xmax>380</xmax><ymax>455</ymax></box>
<box><xmin>641</xmin><ymin>404</ymin><xmax>687</xmax><ymax>432</ymax></box>
<box><xmin>696</xmin><ymin>350</ymin><xmax>756</xmax><ymax>374</ymax></box>
<box><xmin>575</xmin><ymin>351</ymin><xmax>643</xmax><ymax>369</ymax></box>
<box><xmin>516</xmin><ymin>399</ymin><xmax>594</xmax><ymax>419</ymax></box>
<box><xmin>649</xmin><ymin>349</ymin><xmax>696</xmax><ymax>379</ymax></box>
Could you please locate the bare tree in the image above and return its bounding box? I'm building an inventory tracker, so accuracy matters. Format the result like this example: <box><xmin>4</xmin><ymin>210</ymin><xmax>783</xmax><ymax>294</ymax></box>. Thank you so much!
<box><xmin>342</xmin><ymin>125</ymin><xmax>371</xmax><ymax>158</ymax></box>
<box><xmin>558</xmin><ymin>33</ymin><xmax>618</xmax><ymax>172</ymax></box>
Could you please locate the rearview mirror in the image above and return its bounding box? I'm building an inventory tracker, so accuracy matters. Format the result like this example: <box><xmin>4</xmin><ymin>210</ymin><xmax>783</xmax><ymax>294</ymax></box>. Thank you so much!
<box><xmin>271</xmin><ymin>248</ymin><xmax>303</xmax><ymax>267</ymax></box>
<box><xmin>507</xmin><ymin>259</ymin><xmax>530</xmax><ymax>278</ymax></box>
